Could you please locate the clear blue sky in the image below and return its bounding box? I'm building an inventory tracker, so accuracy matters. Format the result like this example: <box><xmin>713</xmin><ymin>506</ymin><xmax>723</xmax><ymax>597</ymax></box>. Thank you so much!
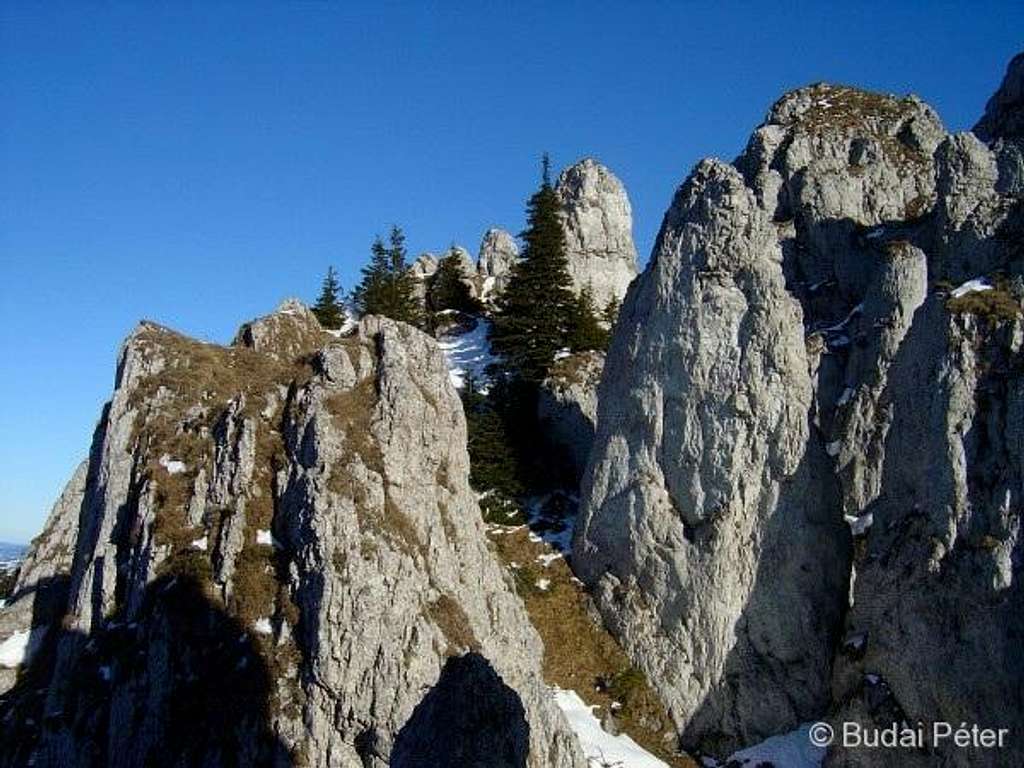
<box><xmin>1</xmin><ymin>2</ymin><xmax>1020</xmax><ymax>542</ymax></box>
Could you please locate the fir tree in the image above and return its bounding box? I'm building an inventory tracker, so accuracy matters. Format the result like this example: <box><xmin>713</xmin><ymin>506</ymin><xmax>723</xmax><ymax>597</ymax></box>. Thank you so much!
<box><xmin>427</xmin><ymin>246</ymin><xmax>481</xmax><ymax>316</ymax></box>
<box><xmin>312</xmin><ymin>266</ymin><xmax>347</xmax><ymax>330</ymax></box>
<box><xmin>602</xmin><ymin>296</ymin><xmax>621</xmax><ymax>328</ymax></box>
<box><xmin>489</xmin><ymin>154</ymin><xmax>575</xmax><ymax>381</ymax></box>
<box><xmin>566</xmin><ymin>285</ymin><xmax>609</xmax><ymax>352</ymax></box>
<box><xmin>352</xmin><ymin>225</ymin><xmax>422</xmax><ymax>326</ymax></box>
<box><xmin>461</xmin><ymin>379</ymin><xmax>524</xmax><ymax>524</ymax></box>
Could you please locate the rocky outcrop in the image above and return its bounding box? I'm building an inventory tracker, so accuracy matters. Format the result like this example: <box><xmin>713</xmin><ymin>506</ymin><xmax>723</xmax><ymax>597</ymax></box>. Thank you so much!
<box><xmin>477</xmin><ymin>228</ymin><xmax>520</xmax><ymax>300</ymax></box>
<box><xmin>232</xmin><ymin>297</ymin><xmax>328</xmax><ymax>362</ymax></box>
<box><xmin>556</xmin><ymin>158</ymin><xmax>639</xmax><ymax>308</ymax></box>
<box><xmin>574</xmin><ymin>159</ymin><xmax>851</xmax><ymax>755</ymax></box>
<box><xmin>537</xmin><ymin>351</ymin><xmax>604</xmax><ymax>483</ymax></box>
<box><xmin>576</xmin><ymin>56</ymin><xmax>1024</xmax><ymax>765</ymax></box>
<box><xmin>0</xmin><ymin>303</ymin><xmax>584</xmax><ymax>768</ymax></box>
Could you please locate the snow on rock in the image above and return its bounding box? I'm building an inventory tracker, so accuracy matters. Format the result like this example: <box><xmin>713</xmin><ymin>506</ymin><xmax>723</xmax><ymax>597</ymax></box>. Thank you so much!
<box><xmin>836</xmin><ymin>387</ymin><xmax>855</xmax><ymax>407</ymax></box>
<box><xmin>950</xmin><ymin>277</ymin><xmax>993</xmax><ymax>298</ymax></box>
<box><xmin>253</xmin><ymin>617</ymin><xmax>273</xmax><ymax>636</ymax></box>
<box><xmin>0</xmin><ymin>628</ymin><xmax>36</xmax><ymax>669</ymax></box>
<box><xmin>536</xmin><ymin>578</ymin><xmax>551</xmax><ymax>591</ymax></box>
<box><xmin>552</xmin><ymin>688</ymin><xmax>670</xmax><ymax>768</ymax></box>
<box><xmin>256</xmin><ymin>529</ymin><xmax>274</xmax><ymax>546</ymax></box>
<box><xmin>537</xmin><ymin>552</ymin><xmax>563</xmax><ymax>567</ymax></box>
<box><xmin>190</xmin><ymin>536</ymin><xmax>208</xmax><ymax>551</ymax></box>
<box><xmin>159</xmin><ymin>455</ymin><xmax>187</xmax><ymax>475</ymax></box>
<box><xmin>437</xmin><ymin>317</ymin><xmax>498</xmax><ymax>392</ymax></box>
<box><xmin>844</xmin><ymin>512</ymin><xmax>874</xmax><ymax>536</ymax></box>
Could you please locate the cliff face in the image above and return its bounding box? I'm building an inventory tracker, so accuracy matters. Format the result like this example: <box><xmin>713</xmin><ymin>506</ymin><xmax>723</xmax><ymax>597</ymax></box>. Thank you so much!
<box><xmin>0</xmin><ymin>302</ymin><xmax>583</xmax><ymax>768</ymax></box>
<box><xmin>575</xmin><ymin>55</ymin><xmax>1023</xmax><ymax>765</ymax></box>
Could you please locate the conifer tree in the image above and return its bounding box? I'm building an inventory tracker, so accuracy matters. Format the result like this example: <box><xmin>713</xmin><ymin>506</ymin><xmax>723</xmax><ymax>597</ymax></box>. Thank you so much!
<box><xmin>352</xmin><ymin>225</ymin><xmax>422</xmax><ymax>326</ymax></box>
<box><xmin>312</xmin><ymin>266</ymin><xmax>347</xmax><ymax>330</ymax></box>
<box><xmin>602</xmin><ymin>296</ymin><xmax>621</xmax><ymax>328</ymax></box>
<box><xmin>427</xmin><ymin>246</ymin><xmax>481</xmax><ymax>316</ymax></box>
<box><xmin>567</xmin><ymin>285</ymin><xmax>609</xmax><ymax>352</ymax></box>
<box><xmin>489</xmin><ymin>154</ymin><xmax>576</xmax><ymax>381</ymax></box>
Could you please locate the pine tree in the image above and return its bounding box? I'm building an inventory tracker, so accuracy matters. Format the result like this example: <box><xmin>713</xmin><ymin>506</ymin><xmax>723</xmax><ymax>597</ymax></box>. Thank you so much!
<box><xmin>489</xmin><ymin>154</ymin><xmax>576</xmax><ymax>381</ymax></box>
<box><xmin>602</xmin><ymin>296</ymin><xmax>621</xmax><ymax>328</ymax></box>
<box><xmin>352</xmin><ymin>225</ymin><xmax>422</xmax><ymax>326</ymax></box>
<box><xmin>427</xmin><ymin>246</ymin><xmax>481</xmax><ymax>316</ymax></box>
<box><xmin>312</xmin><ymin>266</ymin><xmax>347</xmax><ymax>330</ymax></box>
<box><xmin>566</xmin><ymin>285</ymin><xmax>609</xmax><ymax>352</ymax></box>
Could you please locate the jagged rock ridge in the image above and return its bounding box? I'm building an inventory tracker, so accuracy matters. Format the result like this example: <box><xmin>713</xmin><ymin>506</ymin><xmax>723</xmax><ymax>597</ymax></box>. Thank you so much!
<box><xmin>0</xmin><ymin>301</ymin><xmax>584</xmax><ymax>768</ymax></box>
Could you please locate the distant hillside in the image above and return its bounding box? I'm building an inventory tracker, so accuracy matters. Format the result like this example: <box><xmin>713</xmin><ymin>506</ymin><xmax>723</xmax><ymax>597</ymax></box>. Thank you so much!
<box><xmin>0</xmin><ymin>543</ymin><xmax>25</xmax><ymax>572</ymax></box>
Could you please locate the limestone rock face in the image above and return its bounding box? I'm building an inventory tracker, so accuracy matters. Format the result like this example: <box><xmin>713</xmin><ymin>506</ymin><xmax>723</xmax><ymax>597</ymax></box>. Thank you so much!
<box><xmin>974</xmin><ymin>52</ymin><xmax>1024</xmax><ymax>142</ymax></box>
<box><xmin>575</xmin><ymin>61</ymin><xmax>1024</xmax><ymax>765</ymax></box>
<box><xmin>827</xmin><ymin>308</ymin><xmax>1024</xmax><ymax>768</ymax></box>
<box><xmin>477</xmin><ymin>227</ymin><xmax>520</xmax><ymax>300</ymax></box>
<box><xmin>232</xmin><ymin>297</ymin><xmax>328</xmax><ymax>362</ymax></box>
<box><xmin>825</xmin><ymin>64</ymin><xmax>1024</xmax><ymax>768</ymax></box>
<box><xmin>556</xmin><ymin>158</ymin><xmax>639</xmax><ymax>308</ymax></box>
<box><xmin>0</xmin><ymin>302</ymin><xmax>583</xmax><ymax>768</ymax></box>
<box><xmin>737</xmin><ymin>83</ymin><xmax>945</xmax><ymax>302</ymax></box>
<box><xmin>537</xmin><ymin>351</ymin><xmax>604</xmax><ymax>483</ymax></box>
<box><xmin>0</xmin><ymin>460</ymin><xmax>86</xmax><ymax>694</ymax></box>
<box><xmin>573</xmin><ymin>159</ymin><xmax>851</xmax><ymax>754</ymax></box>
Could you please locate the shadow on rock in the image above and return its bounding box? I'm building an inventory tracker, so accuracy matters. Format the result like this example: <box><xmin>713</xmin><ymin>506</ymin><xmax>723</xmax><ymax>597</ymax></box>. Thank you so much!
<box><xmin>391</xmin><ymin>652</ymin><xmax>530</xmax><ymax>768</ymax></box>
<box><xmin>0</xmin><ymin>573</ymin><xmax>292</xmax><ymax>768</ymax></box>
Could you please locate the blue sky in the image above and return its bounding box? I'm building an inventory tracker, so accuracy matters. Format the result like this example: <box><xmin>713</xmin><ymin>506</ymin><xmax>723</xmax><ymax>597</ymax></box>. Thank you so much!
<box><xmin>1</xmin><ymin>2</ymin><xmax>1021</xmax><ymax>542</ymax></box>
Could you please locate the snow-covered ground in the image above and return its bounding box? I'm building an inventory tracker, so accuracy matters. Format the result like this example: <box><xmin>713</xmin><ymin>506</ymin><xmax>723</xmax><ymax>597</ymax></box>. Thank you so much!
<box><xmin>553</xmin><ymin>688</ymin><xmax>670</xmax><ymax>768</ymax></box>
<box><xmin>437</xmin><ymin>316</ymin><xmax>498</xmax><ymax>392</ymax></box>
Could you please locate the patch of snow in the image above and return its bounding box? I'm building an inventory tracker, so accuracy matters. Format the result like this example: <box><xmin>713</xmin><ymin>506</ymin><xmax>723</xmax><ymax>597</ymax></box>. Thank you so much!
<box><xmin>718</xmin><ymin>723</ymin><xmax>826</xmax><ymax>768</ymax></box>
<box><xmin>826</xmin><ymin>440</ymin><xmax>842</xmax><ymax>457</ymax></box>
<box><xmin>553</xmin><ymin>348</ymin><xmax>572</xmax><ymax>361</ymax></box>
<box><xmin>820</xmin><ymin>303</ymin><xmax>864</xmax><ymax>334</ymax></box>
<box><xmin>865</xmin><ymin>673</ymin><xmax>880</xmax><ymax>685</ymax></box>
<box><xmin>552</xmin><ymin>688</ymin><xmax>670</xmax><ymax>768</ymax></box>
<box><xmin>536</xmin><ymin>578</ymin><xmax>551</xmax><ymax>591</ymax></box>
<box><xmin>0</xmin><ymin>628</ymin><xmax>38</xmax><ymax>669</ymax></box>
<box><xmin>190</xmin><ymin>536</ymin><xmax>208</xmax><ymax>551</ymax></box>
<box><xmin>253</xmin><ymin>618</ymin><xmax>273</xmax><ymax>635</ymax></box>
<box><xmin>159</xmin><ymin>455</ymin><xmax>187</xmax><ymax>475</ymax></box>
<box><xmin>524</xmin><ymin>493</ymin><xmax>578</xmax><ymax>553</ymax></box>
<box><xmin>480</xmin><ymin>276</ymin><xmax>496</xmax><ymax>300</ymax></box>
<box><xmin>843</xmin><ymin>631</ymin><xmax>868</xmax><ymax>653</ymax></box>
<box><xmin>950</xmin><ymin>277</ymin><xmax>993</xmax><ymax>298</ymax></box>
<box><xmin>844</xmin><ymin>513</ymin><xmax>873</xmax><ymax>536</ymax></box>
<box><xmin>865</xmin><ymin>229</ymin><xmax>885</xmax><ymax>240</ymax></box>
<box><xmin>438</xmin><ymin>317</ymin><xmax>498</xmax><ymax>392</ymax></box>
<box><xmin>836</xmin><ymin>387</ymin><xmax>855</xmax><ymax>407</ymax></box>
<box><xmin>99</xmin><ymin>665</ymin><xmax>113</xmax><ymax>682</ymax></box>
<box><xmin>256</xmin><ymin>529</ymin><xmax>274</xmax><ymax>546</ymax></box>
<box><xmin>537</xmin><ymin>552</ymin><xmax>563</xmax><ymax>567</ymax></box>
